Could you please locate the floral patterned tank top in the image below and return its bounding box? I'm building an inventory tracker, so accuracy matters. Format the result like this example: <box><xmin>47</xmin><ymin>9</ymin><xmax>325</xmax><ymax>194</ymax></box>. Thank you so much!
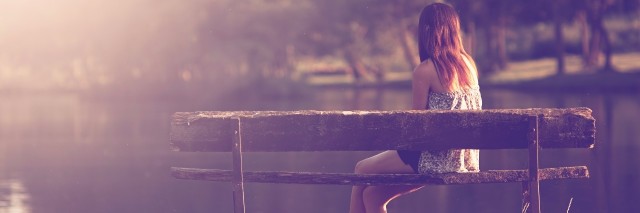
<box><xmin>418</xmin><ymin>85</ymin><xmax>482</xmax><ymax>174</ymax></box>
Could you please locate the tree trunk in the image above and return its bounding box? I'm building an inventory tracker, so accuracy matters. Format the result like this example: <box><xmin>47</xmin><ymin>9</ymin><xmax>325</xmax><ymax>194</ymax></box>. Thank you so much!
<box><xmin>397</xmin><ymin>21</ymin><xmax>420</xmax><ymax>68</ymax></box>
<box><xmin>393</xmin><ymin>1</ymin><xmax>420</xmax><ymax>69</ymax></box>
<box><xmin>587</xmin><ymin>20</ymin><xmax>602</xmax><ymax>69</ymax></box>
<box><xmin>465</xmin><ymin>21</ymin><xmax>477</xmax><ymax>56</ymax></box>
<box><xmin>586</xmin><ymin>0</ymin><xmax>615</xmax><ymax>72</ymax></box>
<box><xmin>496</xmin><ymin>17</ymin><xmax>508</xmax><ymax>70</ymax></box>
<box><xmin>268</xmin><ymin>46</ymin><xmax>288</xmax><ymax>78</ymax></box>
<box><xmin>482</xmin><ymin>23</ymin><xmax>496</xmax><ymax>73</ymax></box>
<box><xmin>247</xmin><ymin>50</ymin><xmax>269</xmax><ymax>90</ymax></box>
<box><xmin>599</xmin><ymin>23</ymin><xmax>614</xmax><ymax>72</ymax></box>
<box><xmin>345</xmin><ymin>21</ymin><xmax>371</xmax><ymax>81</ymax></box>
<box><xmin>284</xmin><ymin>44</ymin><xmax>295</xmax><ymax>78</ymax></box>
<box><xmin>577</xmin><ymin>11</ymin><xmax>590</xmax><ymax>66</ymax></box>
<box><xmin>344</xmin><ymin>48</ymin><xmax>370</xmax><ymax>81</ymax></box>
<box><xmin>554</xmin><ymin>4</ymin><xmax>566</xmax><ymax>75</ymax></box>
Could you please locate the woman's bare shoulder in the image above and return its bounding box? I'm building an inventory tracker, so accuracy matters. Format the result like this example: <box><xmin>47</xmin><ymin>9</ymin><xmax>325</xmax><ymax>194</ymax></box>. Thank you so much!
<box><xmin>412</xmin><ymin>60</ymin><xmax>437</xmax><ymax>80</ymax></box>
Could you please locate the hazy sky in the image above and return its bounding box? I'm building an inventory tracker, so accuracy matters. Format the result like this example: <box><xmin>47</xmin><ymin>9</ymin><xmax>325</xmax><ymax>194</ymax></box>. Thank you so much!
<box><xmin>0</xmin><ymin>0</ymin><xmax>208</xmax><ymax>90</ymax></box>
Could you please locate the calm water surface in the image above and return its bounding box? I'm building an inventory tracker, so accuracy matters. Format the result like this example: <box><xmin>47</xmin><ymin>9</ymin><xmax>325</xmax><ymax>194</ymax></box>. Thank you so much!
<box><xmin>0</xmin><ymin>88</ymin><xmax>638</xmax><ymax>213</ymax></box>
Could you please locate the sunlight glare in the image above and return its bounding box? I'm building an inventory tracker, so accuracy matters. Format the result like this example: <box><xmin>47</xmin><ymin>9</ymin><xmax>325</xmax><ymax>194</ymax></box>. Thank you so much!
<box><xmin>0</xmin><ymin>179</ymin><xmax>31</xmax><ymax>213</ymax></box>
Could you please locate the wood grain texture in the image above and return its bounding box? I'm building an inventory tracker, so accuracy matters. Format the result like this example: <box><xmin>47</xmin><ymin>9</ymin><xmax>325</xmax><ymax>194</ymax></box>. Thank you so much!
<box><xmin>170</xmin><ymin>108</ymin><xmax>595</xmax><ymax>152</ymax></box>
<box><xmin>170</xmin><ymin>166</ymin><xmax>589</xmax><ymax>185</ymax></box>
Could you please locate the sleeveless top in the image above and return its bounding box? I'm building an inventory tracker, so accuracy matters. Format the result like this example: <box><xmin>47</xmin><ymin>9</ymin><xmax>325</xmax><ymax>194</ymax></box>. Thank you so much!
<box><xmin>417</xmin><ymin>85</ymin><xmax>482</xmax><ymax>174</ymax></box>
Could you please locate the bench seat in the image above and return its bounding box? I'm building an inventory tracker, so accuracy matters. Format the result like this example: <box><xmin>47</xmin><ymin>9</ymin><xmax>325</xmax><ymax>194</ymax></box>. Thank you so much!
<box><xmin>172</xmin><ymin>166</ymin><xmax>588</xmax><ymax>185</ymax></box>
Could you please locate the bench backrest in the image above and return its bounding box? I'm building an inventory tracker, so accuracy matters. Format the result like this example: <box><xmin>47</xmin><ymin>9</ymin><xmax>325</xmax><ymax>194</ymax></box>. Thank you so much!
<box><xmin>170</xmin><ymin>108</ymin><xmax>595</xmax><ymax>152</ymax></box>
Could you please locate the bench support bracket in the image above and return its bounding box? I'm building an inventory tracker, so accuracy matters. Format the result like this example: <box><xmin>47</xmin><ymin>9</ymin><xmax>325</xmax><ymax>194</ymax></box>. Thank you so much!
<box><xmin>232</xmin><ymin>118</ymin><xmax>246</xmax><ymax>213</ymax></box>
<box><xmin>523</xmin><ymin>115</ymin><xmax>541</xmax><ymax>213</ymax></box>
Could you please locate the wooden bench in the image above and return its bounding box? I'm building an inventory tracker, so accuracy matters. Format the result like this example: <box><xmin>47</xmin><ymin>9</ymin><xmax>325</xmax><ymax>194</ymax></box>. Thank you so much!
<box><xmin>170</xmin><ymin>108</ymin><xmax>595</xmax><ymax>213</ymax></box>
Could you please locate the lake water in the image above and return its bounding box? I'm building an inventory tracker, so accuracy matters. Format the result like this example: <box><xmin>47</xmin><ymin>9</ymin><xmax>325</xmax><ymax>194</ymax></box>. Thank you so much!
<box><xmin>0</xmin><ymin>87</ymin><xmax>638</xmax><ymax>213</ymax></box>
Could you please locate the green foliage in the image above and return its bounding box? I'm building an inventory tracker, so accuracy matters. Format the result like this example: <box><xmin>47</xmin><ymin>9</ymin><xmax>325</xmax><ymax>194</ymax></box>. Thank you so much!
<box><xmin>0</xmin><ymin>0</ymin><xmax>638</xmax><ymax>94</ymax></box>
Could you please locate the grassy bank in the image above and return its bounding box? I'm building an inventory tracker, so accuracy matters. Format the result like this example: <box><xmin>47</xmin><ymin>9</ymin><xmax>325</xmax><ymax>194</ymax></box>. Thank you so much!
<box><xmin>299</xmin><ymin>53</ymin><xmax>640</xmax><ymax>92</ymax></box>
<box><xmin>481</xmin><ymin>70</ymin><xmax>640</xmax><ymax>92</ymax></box>
<box><xmin>481</xmin><ymin>53</ymin><xmax>640</xmax><ymax>92</ymax></box>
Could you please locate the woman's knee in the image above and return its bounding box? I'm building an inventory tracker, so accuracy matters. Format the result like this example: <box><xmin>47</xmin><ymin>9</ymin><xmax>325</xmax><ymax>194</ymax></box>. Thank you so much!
<box><xmin>354</xmin><ymin>159</ymin><xmax>371</xmax><ymax>174</ymax></box>
<box><xmin>354</xmin><ymin>151</ymin><xmax>393</xmax><ymax>174</ymax></box>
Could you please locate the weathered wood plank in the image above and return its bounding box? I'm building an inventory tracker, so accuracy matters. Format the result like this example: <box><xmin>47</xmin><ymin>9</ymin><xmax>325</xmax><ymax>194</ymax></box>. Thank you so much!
<box><xmin>170</xmin><ymin>108</ymin><xmax>595</xmax><ymax>152</ymax></box>
<box><xmin>170</xmin><ymin>166</ymin><xmax>589</xmax><ymax>185</ymax></box>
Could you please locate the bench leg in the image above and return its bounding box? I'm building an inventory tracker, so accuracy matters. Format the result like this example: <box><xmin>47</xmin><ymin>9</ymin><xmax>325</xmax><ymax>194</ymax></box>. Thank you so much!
<box><xmin>521</xmin><ymin>182</ymin><xmax>531</xmax><ymax>213</ymax></box>
<box><xmin>232</xmin><ymin>118</ymin><xmax>246</xmax><ymax>213</ymax></box>
<box><xmin>522</xmin><ymin>182</ymin><xmax>528</xmax><ymax>213</ymax></box>
<box><xmin>522</xmin><ymin>171</ymin><xmax>541</xmax><ymax>213</ymax></box>
<box><xmin>524</xmin><ymin>115</ymin><xmax>541</xmax><ymax>213</ymax></box>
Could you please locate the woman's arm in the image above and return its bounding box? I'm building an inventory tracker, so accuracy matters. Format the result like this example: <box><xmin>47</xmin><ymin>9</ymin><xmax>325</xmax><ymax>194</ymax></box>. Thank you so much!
<box><xmin>412</xmin><ymin>62</ymin><xmax>432</xmax><ymax>110</ymax></box>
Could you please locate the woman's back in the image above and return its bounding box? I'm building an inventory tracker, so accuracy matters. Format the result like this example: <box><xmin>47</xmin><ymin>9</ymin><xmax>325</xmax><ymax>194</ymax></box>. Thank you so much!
<box><xmin>419</xmin><ymin>85</ymin><xmax>481</xmax><ymax>174</ymax></box>
<box><xmin>427</xmin><ymin>53</ymin><xmax>481</xmax><ymax>110</ymax></box>
<box><xmin>428</xmin><ymin>85</ymin><xmax>481</xmax><ymax>110</ymax></box>
<box><xmin>405</xmin><ymin>53</ymin><xmax>482</xmax><ymax>174</ymax></box>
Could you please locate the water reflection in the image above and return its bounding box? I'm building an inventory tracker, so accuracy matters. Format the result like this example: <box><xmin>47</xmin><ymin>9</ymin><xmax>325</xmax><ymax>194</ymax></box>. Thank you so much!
<box><xmin>0</xmin><ymin>179</ymin><xmax>31</xmax><ymax>213</ymax></box>
<box><xmin>0</xmin><ymin>88</ymin><xmax>638</xmax><ymax>212</ymax></box>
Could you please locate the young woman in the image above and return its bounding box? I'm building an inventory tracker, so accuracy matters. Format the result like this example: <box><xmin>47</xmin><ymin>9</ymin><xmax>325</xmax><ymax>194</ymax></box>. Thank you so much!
<box><xmin>349</xmin><ymin>3</ymin><xmax>481</xmax><ymax>213</ymax></box>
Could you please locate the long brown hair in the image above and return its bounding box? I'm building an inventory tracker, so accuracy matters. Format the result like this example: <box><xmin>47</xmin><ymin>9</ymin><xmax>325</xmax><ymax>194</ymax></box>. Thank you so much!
<box><xmin>418</xmin><ymin>3</ymin><xmax>477</xmax><ymax>90</ymax></box>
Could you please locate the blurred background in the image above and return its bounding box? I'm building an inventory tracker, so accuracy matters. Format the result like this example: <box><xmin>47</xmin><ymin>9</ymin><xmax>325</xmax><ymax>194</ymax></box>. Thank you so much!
<box><xmin>0</xmin><ymin>0</ymin><xmax>638</xmax><ymax>212</ymax></box>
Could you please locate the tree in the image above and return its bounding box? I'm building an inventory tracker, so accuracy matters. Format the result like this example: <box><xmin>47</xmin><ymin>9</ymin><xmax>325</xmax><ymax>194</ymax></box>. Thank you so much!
<box><xmin>303</xmin><ymin>0</ymin><xmax>427</xmax><ymax>81</ymax></box>
<box><xmin>450</xmin><ymin>0</ymin><xmax>519</xmax><ymax>73</ymax></box>
<box><xmin>585</xmin><ymin>0</ymin><xmax>639</xmax><ymax>72</ymax></box>
<box><xmin>197</xmin><ymin>0</ymin><xmax>314</xmax><ymax>81</ymax></box>
<box><xmin>584</xmin><ymin>0</ymin><xmax>616</xmax><ymax>72</ymax></box>
<box><xmin>514</xmin><ymin>0</ymin><xmax>581</xmax><ymax>75</ymax></box>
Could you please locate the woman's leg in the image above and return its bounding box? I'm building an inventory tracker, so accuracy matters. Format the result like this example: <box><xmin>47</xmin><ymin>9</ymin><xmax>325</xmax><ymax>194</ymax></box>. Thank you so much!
<box><xmin>350</xmin><ymin>185</ymin><xmax>367</xmax><ymax>212</ymax></box>
<box><xmin>362</xmin><ymin>185</ymin><xmax>423</xmax><ymax>213</ymax></box>
<box><xmin>349</xmin><ymin>151</ymin><xmax>424</xmax><ymax>213</ymax></box>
